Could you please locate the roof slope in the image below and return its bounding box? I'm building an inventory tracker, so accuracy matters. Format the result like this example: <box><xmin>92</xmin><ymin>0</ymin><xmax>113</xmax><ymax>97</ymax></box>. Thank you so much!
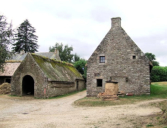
<box><xmin>31</xmin><ymin>54</ymin><xmax>83</xmax><ymax>82</ymax></box>
<box><xmin>0</xmin><ymin>63</ymin><xmax>20</xmax><ymax>76</ymax></box>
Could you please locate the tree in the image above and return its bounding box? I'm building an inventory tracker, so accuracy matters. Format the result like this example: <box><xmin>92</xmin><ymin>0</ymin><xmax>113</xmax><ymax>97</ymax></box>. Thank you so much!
<box><xmin>49</xmin><ymin>43</ymin><xmax>74</xmax><ymax>63</ymax></box>
<box><xmin>74</xmin><ymin>59</ymin><xmax>87</xmax><ymax>79</ymax></box>
<box><xmin>145</xmin><ymin>52</ymin><xmax>159</xmax><ymax>66</ymax></box>
<box><xmin>145</xmin><ymin>53</ymin><xmax>156</xmax><ymax>61</ymax></box>
<box><xmin>12</xmin><ymin>19</ymin><xmax>38</xmax><ymax>53</ymax></box>
<box><xmin>0</xmin><ymin>15</ymin><xmax>14</xmax><ymax>71</ymax></box>
<box><xmin>152</xmin><ymin>61</ymin><xmax>159</xmax><ymax>66</ymax></box>
<box><xmin>73</xmin><ymin>53</ymin><xmax>80</xmax><ymax>62</ymax></box>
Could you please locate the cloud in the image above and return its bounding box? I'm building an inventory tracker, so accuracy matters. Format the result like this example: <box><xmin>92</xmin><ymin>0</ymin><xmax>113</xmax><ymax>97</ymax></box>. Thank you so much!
<box><xmin>1</xmin><ymin>0</ymin><xmax>167</xmax><ymax>66</ymax></box>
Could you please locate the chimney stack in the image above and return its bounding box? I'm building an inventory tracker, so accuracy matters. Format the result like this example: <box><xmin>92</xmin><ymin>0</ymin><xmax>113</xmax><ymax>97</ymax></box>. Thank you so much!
<box><xmin>54</xmin><ymin>49</ymin><xmax>59</xmax><ymax>56</ymax></box>
<box><xmin>111</xmin><ymin>17</ymin><xmax>121</xmax><ymax>28</ymax></box>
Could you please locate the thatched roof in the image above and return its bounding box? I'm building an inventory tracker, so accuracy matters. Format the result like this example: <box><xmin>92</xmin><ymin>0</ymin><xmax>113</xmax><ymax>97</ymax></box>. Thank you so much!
<box><xmin>31</xmin><ymin>54</ymin><xmax>83</xmax><ymax>82</ymax></box>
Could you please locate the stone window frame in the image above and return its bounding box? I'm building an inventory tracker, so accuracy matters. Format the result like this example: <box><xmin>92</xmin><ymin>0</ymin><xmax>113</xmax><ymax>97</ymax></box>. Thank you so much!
<box><xmin>98</xmin><ymin>54</ymin><xmax>107</xmax><ymax>65</ymax></box>
<box><xmin>99</xmin><ymin>56</ymin><xmax>105</xmax><ymax>63</ymax></box>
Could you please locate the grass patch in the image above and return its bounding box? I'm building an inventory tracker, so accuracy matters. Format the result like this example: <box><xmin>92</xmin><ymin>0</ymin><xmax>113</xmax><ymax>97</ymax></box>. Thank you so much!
<box><xmin>74</xmin><ymin>82</ymin><xmax>167</xmax><ymax>107</ymax></box>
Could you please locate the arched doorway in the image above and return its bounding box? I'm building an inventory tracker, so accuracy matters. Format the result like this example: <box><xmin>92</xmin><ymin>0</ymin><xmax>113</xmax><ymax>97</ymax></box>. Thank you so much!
<box><xmin>22</xmin><ymin>75</ymin><xmax>34</xmax><ymax>95</ymax></box>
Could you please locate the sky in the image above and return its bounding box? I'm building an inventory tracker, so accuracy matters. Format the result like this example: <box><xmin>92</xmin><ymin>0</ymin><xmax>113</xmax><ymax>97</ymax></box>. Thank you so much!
<box><xmin>0</xmin><ymin>0</ymin><xmax>167</xmax><ymax>66</ymax></box>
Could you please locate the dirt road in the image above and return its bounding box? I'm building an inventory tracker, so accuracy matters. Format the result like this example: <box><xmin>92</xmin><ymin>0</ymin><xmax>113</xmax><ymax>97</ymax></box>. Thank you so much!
<box><xmin>0</xmin><ymin>91</ymin><xmax>164</xmax><ymax>128</ymax></box>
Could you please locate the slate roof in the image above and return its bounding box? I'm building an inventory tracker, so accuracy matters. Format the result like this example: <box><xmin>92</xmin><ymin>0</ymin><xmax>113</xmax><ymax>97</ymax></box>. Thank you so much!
<box><xmin>0</xmin><ymin>63</ymin><xmax>20</xmax><ymax>76</ymax></box>
<box><xmin>31</xmin><ymin>54</ymin><xmax>83</xmax><ymax>82</ymax></box>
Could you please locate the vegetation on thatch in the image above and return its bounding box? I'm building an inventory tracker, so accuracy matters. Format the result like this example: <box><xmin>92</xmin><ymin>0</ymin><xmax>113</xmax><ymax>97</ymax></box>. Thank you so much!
<box><xmin>31</xmin><ymin>53</ymin><xmax>83</xmax><ymax>82</ymax></box>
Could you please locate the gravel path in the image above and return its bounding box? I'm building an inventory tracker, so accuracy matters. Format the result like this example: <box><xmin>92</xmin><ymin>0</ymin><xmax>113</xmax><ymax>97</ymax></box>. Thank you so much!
<box><xmin>0</xmin><ymin>91</ymin><xmax>165</xmax><ymax>128</ymax></box>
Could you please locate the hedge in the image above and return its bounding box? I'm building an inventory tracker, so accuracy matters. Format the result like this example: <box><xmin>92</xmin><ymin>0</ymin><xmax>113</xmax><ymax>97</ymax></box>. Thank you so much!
<box><xmin>151</xmin><ymin>66</ymin><xmax>167</xmax><ymax>82</ymax></box>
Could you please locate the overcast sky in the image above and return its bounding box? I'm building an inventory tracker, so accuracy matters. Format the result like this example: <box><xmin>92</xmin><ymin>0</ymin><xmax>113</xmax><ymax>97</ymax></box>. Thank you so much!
<box><xmin>1</xmin><ymin>0</ymin><xmax>167</xmax><ymax>66</ymax></box>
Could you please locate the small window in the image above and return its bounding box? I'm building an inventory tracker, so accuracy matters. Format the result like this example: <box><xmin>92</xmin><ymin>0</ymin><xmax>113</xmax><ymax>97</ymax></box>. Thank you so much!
<box><xmin>5</xmin><ymin>78</ymin><xmax>11</xmax><ymax>83</ymax></box>
<box><xmin>97</xmin><ymin>79</ymin><xmax>102</xmax><ymax>87</ymax></box>
<box><xmin>99</xmin><ymin>56</ymin><xmax>105</xmax><ymax>63</ymax></box>
<box><xmin>133</xmin><ymin>55</ymin><xmax>136</xmax><ymax>59</ymax></box>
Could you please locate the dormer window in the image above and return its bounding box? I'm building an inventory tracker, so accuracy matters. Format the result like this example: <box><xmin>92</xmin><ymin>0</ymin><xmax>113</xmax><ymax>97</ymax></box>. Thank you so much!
<box><xmin>99</xmin><ymin>56</ymin><xmax>105</xmax><ymax>63</ymax></box>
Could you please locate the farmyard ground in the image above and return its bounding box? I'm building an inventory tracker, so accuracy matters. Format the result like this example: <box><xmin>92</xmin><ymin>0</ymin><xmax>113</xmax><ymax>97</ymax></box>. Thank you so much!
<box><xmin>0</xmin><ymin>90</ymin><xmax>166</xmax><ymax>128</ymax></box>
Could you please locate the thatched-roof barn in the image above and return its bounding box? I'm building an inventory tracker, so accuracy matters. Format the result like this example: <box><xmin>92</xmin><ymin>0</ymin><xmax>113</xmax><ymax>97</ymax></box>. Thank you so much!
<box><xmin>11</xmin><ymin>53</ymin><xmax>85</xmax><ymax>98</ymax></box>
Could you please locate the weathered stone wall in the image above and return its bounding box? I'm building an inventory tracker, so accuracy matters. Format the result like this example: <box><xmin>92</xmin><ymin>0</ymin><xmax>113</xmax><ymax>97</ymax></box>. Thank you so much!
<box><xmin>78</xmin><ymin>80</ymin><xmax>85</xmax><ymax>91</ymax></box>
<box><xmin>87</xmin><ymin>17</ymin><xmax>150</xmax><ymax>97</ymax></box>
<box><xmin>11</xmin><ymin>54</ymin><xmax>47</xmax><ymax>98</ymax></box>
<box><xmin>46</xmin><ymin>80</ymin><xmax>85</xmax><ymax>98</ymax></box>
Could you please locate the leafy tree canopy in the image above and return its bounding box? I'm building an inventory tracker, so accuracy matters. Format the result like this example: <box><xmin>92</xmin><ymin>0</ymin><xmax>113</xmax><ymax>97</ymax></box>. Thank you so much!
<box><xmin>152</xmin><ymin>61</ymin><xmax>159</xmax><ymax>66</ymax></box>
<box><xmin>74</xmin><ymin>59</ymin><xmax>87</xmax><ymax>79</ymax></box>
<box><xmin>0</xmin><ymin>15</ymin><xmax>14</xmax><ymax>71</ymax></box>
<box><xmin>12</xmin><ymin>19</ymin><xmax>38</xmax><ymax>53</ymax></box>
<box><xmin>145</xmin><ymin>52</ymin><xmax>156</xmax><ymax>61</ymax></box>
<box><xmin>145</xmin><ymin>52</ymin><xmax>159</xmax><ymax>66</ymax></box>
<box><xmin>73</xmin><ymin>53</ymin><xmax>80</xmax><ymax>62</ymax></box>
<box><xmin>49</xmin><ymin>43</ymin><xmax>74</xmax><ymax>63</ymax></box>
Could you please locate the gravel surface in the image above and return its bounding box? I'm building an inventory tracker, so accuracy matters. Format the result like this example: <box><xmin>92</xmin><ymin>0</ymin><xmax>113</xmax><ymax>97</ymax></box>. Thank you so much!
<box><xmin>0</xmin><ymin>91</ymin><xmax>164</xmax><ymax>128</ymax></box>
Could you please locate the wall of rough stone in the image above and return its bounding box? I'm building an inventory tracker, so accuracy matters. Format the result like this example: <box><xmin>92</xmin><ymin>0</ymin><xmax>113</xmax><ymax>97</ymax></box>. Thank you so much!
<box><xmin>46</xmin><ymin>80</ymin><xmax>85</xmax><ymax>98</ymax></box>
<box><xmin>87</xmin><ymin>17</ymin><xmax>150</xmax><ymax>97</ymax></box>
<box><xmin>11</xmin><ymin>54</ymin><xmax>47</xmax><ymax>98</ymax></box>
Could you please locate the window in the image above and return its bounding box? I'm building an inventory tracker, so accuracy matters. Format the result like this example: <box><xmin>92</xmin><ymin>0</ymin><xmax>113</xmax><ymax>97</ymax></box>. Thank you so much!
<box><xmin>133</xmin><ymin>55</ymin><xmax>136</xmax><ymax>59</ymax></box>
<box><xmin>99</xmin><ymin>56</ymin><xmax>105</xmax><ymax>63</ymax></box>
<box><xmin>97</xmin><ymin>79</ymin><xmax>102</xmax><ymax>87</ymax></box>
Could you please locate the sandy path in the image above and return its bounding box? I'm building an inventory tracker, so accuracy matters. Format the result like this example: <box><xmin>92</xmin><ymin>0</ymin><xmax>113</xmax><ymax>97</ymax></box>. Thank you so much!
<box><xmin>0</xmin><ymin>91</ymin><xmax>165</xmax><ymax>128</ymax></box>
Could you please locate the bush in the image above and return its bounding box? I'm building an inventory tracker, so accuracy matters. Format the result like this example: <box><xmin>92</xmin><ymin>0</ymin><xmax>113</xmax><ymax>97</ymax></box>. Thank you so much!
<box><xmin>151</xmin><ymin>66</ymin><xmax>167</xmax><ymax>82</ymax></box>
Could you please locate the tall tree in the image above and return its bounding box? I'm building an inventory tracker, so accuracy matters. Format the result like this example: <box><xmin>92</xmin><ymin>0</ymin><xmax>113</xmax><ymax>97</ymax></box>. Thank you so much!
<box><xmin>145</xmin><ymin>52</ymin><xmax>159</xmax><ymax>66</ymax></box>
<box><xmin>12</xmin><ymin>19</ymin><xmax>38</xmax><ymax>53</ymax></box>
<box><xmin>49</xmin><ymin>43</ymin><xmax>74</xmax><ymax>63</ymax></box>
<box><xmin>0</xmin><ymin>15</ymin><xmax>14</xmax><ymax>71</ymax></box>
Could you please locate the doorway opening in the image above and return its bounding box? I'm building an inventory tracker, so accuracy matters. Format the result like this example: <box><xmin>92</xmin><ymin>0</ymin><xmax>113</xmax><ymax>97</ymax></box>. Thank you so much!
<box><xmin>76</xmin><ymin>81</ymin><xmax>79</xmax><ymax>90</ymax></box>
<box><xmin>22</xmin><ymin>75</ymin><xmax>34</xmax><ymax>95</ymax></box>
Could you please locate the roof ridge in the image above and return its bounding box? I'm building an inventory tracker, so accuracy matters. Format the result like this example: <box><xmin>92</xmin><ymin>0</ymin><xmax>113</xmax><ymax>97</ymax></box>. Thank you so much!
<box><xmin>31</xmin><ymin>53</ymin><xmax>74</xmax><ymax>67</ymax></box>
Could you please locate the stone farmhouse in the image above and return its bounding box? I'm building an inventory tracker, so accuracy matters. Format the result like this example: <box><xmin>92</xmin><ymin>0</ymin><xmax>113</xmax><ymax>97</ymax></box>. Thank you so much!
<box><xmin>87</xmin><ymin>17</ymin><xmax>152</xmax><ymax>97</ymax></box>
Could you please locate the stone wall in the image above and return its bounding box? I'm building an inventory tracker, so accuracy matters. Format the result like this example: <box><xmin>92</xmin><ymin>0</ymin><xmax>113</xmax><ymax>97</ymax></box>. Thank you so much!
<box><xmin>11</xmin><ymin>54</ymin><xmax>47</xmax><ymax>98</ymax></box>
<box><xmin>87</xmin><ymin>17</ymin><xmax>150</xmax><ymax>97</ymax></box>
<box><xmin>46</xmin><ymin>80</ymin><xmax>85</xmax><ymax>98</ymax></box>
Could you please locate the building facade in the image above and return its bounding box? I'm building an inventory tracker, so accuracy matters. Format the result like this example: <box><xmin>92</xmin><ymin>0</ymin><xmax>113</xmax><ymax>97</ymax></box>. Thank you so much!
<box><xmin>87</xmin><ymin>17</ymin><xmax>152</xmax><ymax>97</ymax></box>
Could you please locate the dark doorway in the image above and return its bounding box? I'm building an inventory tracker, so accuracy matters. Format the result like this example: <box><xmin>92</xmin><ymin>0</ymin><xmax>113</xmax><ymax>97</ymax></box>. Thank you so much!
<box><xmin>76</xmin><ymin>81</ymin><xmax>79</xmax><ymax>90</ymax></box>
<box><xmin>22</xmin><ymin>75</ymin><xmax>34</xmax><ymax>95</ymax></box>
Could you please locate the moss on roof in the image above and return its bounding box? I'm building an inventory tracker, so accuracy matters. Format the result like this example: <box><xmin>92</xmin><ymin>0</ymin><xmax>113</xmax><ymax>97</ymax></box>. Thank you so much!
<box><xmin>31</xmin><ymin>53</ymin><xmax>83</xmax><ymax>82</ymax></box>
<box><xmin>5</xmin><ymin>60</ymin><xmax>22</xmax><ymax>63</ymax></box>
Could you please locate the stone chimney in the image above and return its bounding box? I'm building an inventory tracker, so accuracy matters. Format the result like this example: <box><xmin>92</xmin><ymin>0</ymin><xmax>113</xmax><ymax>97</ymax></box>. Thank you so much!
<box><xmin>54</xmin><ymin>49</ymin><xmax>59</xmax><ymax>56</ymax></box>
<box><xmin>111</xmin><ymin>17</ymin><xmax>121</xmax><ymax>28</ymax></box>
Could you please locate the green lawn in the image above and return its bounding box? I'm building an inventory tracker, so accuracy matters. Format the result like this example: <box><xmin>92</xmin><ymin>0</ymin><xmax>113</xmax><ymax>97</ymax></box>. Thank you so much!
<box><xmin>74</xmin><ymin>82</ymin><xmax>167</xmax><ymax>107</ymax></box>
